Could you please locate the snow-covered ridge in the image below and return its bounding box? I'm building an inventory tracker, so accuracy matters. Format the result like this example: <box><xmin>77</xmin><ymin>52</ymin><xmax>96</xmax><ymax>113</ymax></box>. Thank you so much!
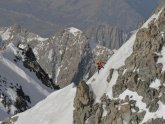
<box><xmin>2</xmin><ymin>8</ymin><xmax>165</xmax><ymax>124</ymax></box>
<box><xmin>142</xmin><ymin>8</ymin><xmax>163</xmax><ymax>28</ymax></box>
<box><xmin>68</xmin><ymin>27</ymin><xmax>82</xmax><ymax>36</ymax></box>
<box><xmin>8</xmin><ymin>17</ymin><xmax>138</xmax><ymax>124</ymax></box>
<box><xmin>7</xmin><ymin>27</ymin><xmax>137</xmax><ymax>124</ymax></box>
<box><xmin>0</xmin><ymin>42</ymin><xmax>54</xmax><ymax>121</ymax></box>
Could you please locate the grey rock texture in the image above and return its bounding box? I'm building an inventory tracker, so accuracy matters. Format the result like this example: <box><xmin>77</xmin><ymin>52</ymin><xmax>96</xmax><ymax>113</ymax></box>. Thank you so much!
<box><xmin>73</xmin><ymin>89</ymin><xmax>146</xmax><ymax>124</ymax></box>
<box><xmin>2</xmin><ymin>116</ymin><xmax>18</xmax><ymax>124</ymax></box>
<box><xmin>0</xmin><ymin>25</ymin><xmax>113</xmax><ymax>88</ymax></box>
<box><xmin>34</xmin><ymin>28</ymin><xmax>94</xmax><ymax>88</ymax></box>
<box><xmin>73</xmin><ymin>7</ymin><xmax>165</xmax><ymax>124</ymax></box>
<box><xmin>86</xmin><ymin>25</ymin><xmax>129</xmax><ymax>49</ymax></box>
<box><xmin>93</xmin><ymin>44</ymin><xmax>114</xmax><ymax>62</ymax></box>
<box><xmin>73</xmin><ymin>80</ymin><xmax>94</xmax><ymax>124</ymax></box>
<box><xmin>143</xmin><ymin>118</ymin><xmax>165</xmax><ymax>124</ymax></box>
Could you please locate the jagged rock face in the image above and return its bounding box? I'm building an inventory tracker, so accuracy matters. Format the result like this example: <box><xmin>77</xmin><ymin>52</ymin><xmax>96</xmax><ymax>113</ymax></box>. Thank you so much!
<box><xmin>73</xmin><ymin>7</ymin><xmax>165</xmax><ymax>124</ymax></box>
<box><xmin>93</xmin><ymin>44</ymin><xmax>114</xmax><ymax>62</ymax></box>
<box><xmin>34</xmin><ymin>28</ymin><xmax>93</xmax><ymax>88</ymax></box>
<box><xmin>111</xmin><ymin>7</ymin><xmax>165</xmax><ymax>123</ymax></box>
<box><xmin>86</xmin><ymin>25</ymin><xmax>129</xmax><ymax>49</ymax></box>
<box><xmin>0</xmin><ymin>25</ymin><xmax>48</xmax><ymax>51</ymax></box>
<box><xmin>74</xmin><ymin>90</ymin><xmax>146</xmax><ymax>124</ymax></box>
<box><xmin>0</xmin><ymin>25</ymin><xmax>113</xmax><ymax>88</ymax></box>
<box><xmin>0</xmin><ymin>76</ymin><xmax>31</xmax><ymax>115</ymax></box>
<box><xmin>73</xmin><ymin>81</ymin><xmax>94</xmax><ymax>124</ymax></box>
<box><xmin>20</xmin><ymin>45</ymin><xmax>58</xmax><ymax>89</ymax></box>
<box><xmin>0</xmin><ymin>42</ymin><xmax>57</xmax><ymax>120</ymax></box>
<box><xmin>113</xmin><ymin>8</ymin><xmax>165</xmax><ymax>106</ymax></box>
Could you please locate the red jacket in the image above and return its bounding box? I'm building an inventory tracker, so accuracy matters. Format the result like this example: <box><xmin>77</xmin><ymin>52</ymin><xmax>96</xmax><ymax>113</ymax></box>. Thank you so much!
<box><xmin>96</xmin><ymin>60</ymin><xmax>105</xmax><ymax>68</ymax></box>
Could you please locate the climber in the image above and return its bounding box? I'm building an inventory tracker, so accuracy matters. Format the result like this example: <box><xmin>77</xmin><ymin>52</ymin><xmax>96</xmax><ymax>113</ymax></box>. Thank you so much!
<box><xmin>96</xmin><ymin>59</ymin><xmax>105</xmax><ymax>74</ymax></box>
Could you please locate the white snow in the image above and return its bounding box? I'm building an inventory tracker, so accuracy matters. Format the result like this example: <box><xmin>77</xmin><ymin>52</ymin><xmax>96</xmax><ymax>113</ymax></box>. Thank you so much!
<box><xmin>33</xmin><ymin>47</ymin><xmax>39</xmax><ymax>60</ymax></box>
<box><xmin>14</xmin><ymin>85</ymin><xmax>76</xmax><ymax>124</ymax></box>
<box><xmin>3</xmin><ymin>44</ymin><xmax>53</xmax><ymax>96</ymax></box>
<box><xmin>142</xmin><ymin>9</ymin><xmax>162</xmax><ymax>28</ymax></box>
<box><xmin>0</xmin><ymin>28</ymin><xmax>11</xmax><ymax>41</ymax></box>
<box><xmin>118</xmin><ymin>90</ymin><xmax>165</xmax><ymax>123</ymax></box>
<box><xmin>55</xmin><ymin>66</ymin><xmax>61</xmax><ymax>83</ymax></box>
<box><xmin>48</xmin><ymin>49</ymin><xmax>53</xmax><ymax>61</ymax></box>
<box><xmin>161</xmin><ymin>31</ymin><xmax>165</xmax><ymax>39</ymax></box>
<box><xmin>68</xmin><ymin>27</ymin><xmax>82</xmax><ymax>36</ymax></box>
<box><xmin>6</xmin><ymin>88</ymin><xmax>17</xmax><ymax>102</ymax></box>
<box><xmin>141</xmin><ymin>101</ymin><xmax>165</xmax><ymax>123</ymax></box>
<box><xmin>119</xmin><ymin>89</ymin><xmax>146</xmax><ymax>112</ymax></box>
<box><xmin>87</xmin><ymin>31</ymin><xmax>137</xmax><ymax>102</ymax></box>
<box><xmin>27</xmin><ymin>35</ymin><xmax>48</xmax><ymax>42</ymax></box>
<box><xmin>149</xmin><ymin>79</ymin><xmax>161</xmax><ymax>90</ymax></box>
<box><xmin>9</xmin><ymin>9</ymin><xmax>165</xmax><ymax>124</ymax></box>
<box><xmin>36</xmin><ymin>37</ymin><xmax>48</xmax><ymax>42</ymax></box>
<box><xmin>10</xmin><ymin>105</ymin><xmax>17</xmax><ymax>115</ymax></box>
<box><xmin>12</xmin><ymin>27</ymin><xmax>137</xmax><ymax>124</ymax></box>
<box><xmin>0</xmin><ymin>43</ymin><xmax>53</xmax><ymax>120</ymax></box>
<box><xmin>18</xmin><ymin>44</ymin><xmax>27</xmax><ymax>50</ymax></box>
<box><xmin>102</xmin><ymin>105</ymin><xmax>108</xmax><ymax>117</ymax></box>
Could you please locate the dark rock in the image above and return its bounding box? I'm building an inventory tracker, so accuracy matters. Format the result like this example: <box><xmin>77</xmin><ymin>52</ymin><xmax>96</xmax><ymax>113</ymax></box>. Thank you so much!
<box><xmin>73</xmin><ymin>81</ymin><xmax>94</xmax><ymax>124</ymax></box>
<box><xmin>107</xmin><ymin>68</ymin><xmax>114</xmax><ymax>82</ymax></box>
<box><xmin>148</xmin><ymin>98</ymin><xmax>159</xmax><ymax>112</ymax></box>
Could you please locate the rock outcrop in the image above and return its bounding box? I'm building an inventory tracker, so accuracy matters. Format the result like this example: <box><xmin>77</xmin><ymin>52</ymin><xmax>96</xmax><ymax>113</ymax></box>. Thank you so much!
<box><xmin>86</xmin><ymin>25</ymin><xmax>129</xmax><ymax>49</ymax></box>
<box><xmin>73</xmin><ymin>7</ymin><xmax>165</xmax><ymax>124</ymax></box>
<box><xmin>34</xmin><ymin>28</ymin><xmax>94</xmax><ymax>88</ymax></box>
<box><xmin>73</xmin><ymin>81</ymin><xmax>94</xmax><ymax>124</ymax></box>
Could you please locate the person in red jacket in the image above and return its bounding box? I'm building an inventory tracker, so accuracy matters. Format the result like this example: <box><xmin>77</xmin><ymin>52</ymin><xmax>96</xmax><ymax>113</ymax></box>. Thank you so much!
<box><xmin>96</xmin><ymin>59</ymin><xmax>105</xmax><ymax>74</ymax></box>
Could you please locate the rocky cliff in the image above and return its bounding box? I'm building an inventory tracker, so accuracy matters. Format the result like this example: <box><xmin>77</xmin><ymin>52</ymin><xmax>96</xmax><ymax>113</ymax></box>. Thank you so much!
<box><xmin>72</xmin><ymin>6</ymin><xmax>165</xmax><ymax>124</ymax></box>
<box><xmin>0</xmin><ymin>26</ymin><xmax>113</xmax><ymax>88</ymax></box>
<box><xmin>86</xmin><ymin>25</ymin><xmax>129</xmax><ymax>49</ymax></box>
<box><xmin>2</xmin><ymin>5</ymin><xmax>165</xmax><ymax>124</ymax></box>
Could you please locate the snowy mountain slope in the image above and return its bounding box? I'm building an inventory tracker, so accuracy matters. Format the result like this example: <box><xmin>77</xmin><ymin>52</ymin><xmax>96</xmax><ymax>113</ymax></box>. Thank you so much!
<box><xmin>6</xmin><ymin>7</ymin><xmax>165</xmax><ymax>124</ymax></box>
<box><xmin>4</xmin><ymin>28</ymin><xmax>136</xmax><ymax>124</ymax></box>
<box><xmin>11</xmin><ymin>85</ymin><xmax>76</xmax><ymax>124</ymax></box>
<box><xmin>88</xmin><ymin>8</ymin><xmax>164</xmax><ymax>102</ymax></box>
<box><xmin>0</xmin><ymin>25</ymin><xmax>113</xmax><ymax>88</ymax></box>
<box><xmin>0</xmin><ymin>42</ymin><xmax>55</xmax><ymax>121</ymax></box>
<box><xmin>87</xmin><ymin>31</ymin><xmax>137</xmax><ymax>102</ymax></box>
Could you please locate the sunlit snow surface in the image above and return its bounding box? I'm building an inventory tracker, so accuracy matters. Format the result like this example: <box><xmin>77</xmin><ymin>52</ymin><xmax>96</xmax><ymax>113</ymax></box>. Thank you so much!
<box><xmin>0</xmin><ymin>43</ymin><xmax>53</xmax><ymax>120</ymax></box>
<box><xmin>68</xmin><ymin>27</ymin><xmax>82</xmax><ymax>36</ymax></box>
<box><xmin>13</xmin><ymin>28</ymin><xmax>137</xmax><ymax>124</ymax></box>
<box><xmin>8</xmin><ymin>9</ymin><xmax>165</xmax><ymax>124</ymax></box>
<box><xmin>14</xmin><ymin>85</ymin><xmax>76</xmax><ymax>124</ymax></box>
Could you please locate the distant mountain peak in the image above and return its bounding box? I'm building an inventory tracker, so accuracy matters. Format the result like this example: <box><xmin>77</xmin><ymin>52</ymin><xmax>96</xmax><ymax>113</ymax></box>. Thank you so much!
<box><xmin>67</xmin><ymin>27</ymin><xmax>82</xmax><ymax>36</ymax></box>
<box><xmin>5</xmin><ymin>6</ymin><xmax>165</xmax><ymax>124</ymax></box>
